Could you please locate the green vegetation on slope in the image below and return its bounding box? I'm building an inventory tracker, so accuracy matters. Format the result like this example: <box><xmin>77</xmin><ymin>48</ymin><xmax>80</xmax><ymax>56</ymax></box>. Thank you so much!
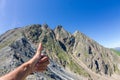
<box><xmin>53</xmin><ymin>44</ymin><xmax>89</xmax><ymax>77</ymax></box>
<box><xmin>69</xmin><ymin>59</ymin><xmax>89</xmax><ymax>77</ymax></box>
<box><xmin>111</xmin><ymin>49</ymin><xmax>120</xmax><ymax>56</ymax></box>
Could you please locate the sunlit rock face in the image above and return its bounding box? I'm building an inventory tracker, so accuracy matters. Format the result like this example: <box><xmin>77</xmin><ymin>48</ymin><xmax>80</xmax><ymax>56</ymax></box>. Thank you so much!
<box><xmin>0</xmin><ymin>24</ymin><xmax>120</xmax><ymax>80</ymax></box>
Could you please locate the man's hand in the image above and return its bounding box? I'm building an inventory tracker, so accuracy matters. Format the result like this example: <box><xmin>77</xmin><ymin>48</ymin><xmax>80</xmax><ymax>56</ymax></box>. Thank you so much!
<box><xmin>29</xmin><ymin>43</ymin><xmax>49</xmax><ymax>73</ymax></box>
<box><xmin>0</xmin><ymin>43</ymin><xmax>49</xmax><ymax>80</ymax></box>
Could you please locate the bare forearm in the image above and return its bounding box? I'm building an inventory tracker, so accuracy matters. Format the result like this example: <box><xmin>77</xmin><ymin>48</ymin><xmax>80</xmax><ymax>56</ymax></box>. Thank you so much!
<box><xmin>0</xmin><ymin>61</ymin><xmax>32</xmax><ymax>80</ymax></box>
<box><xmin>0</xmin><ymin>43</ymin><xmax>49</xmax><ymax>80</ymax></box>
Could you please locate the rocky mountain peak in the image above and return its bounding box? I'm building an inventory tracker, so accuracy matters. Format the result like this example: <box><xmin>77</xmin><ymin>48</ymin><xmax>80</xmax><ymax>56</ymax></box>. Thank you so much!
<box><xmin>54</xmin><ymin>25</ymin><xmax>71</xmax><ymax>42</ymax></box>
<box><xmin>55</xmin><ymin>25</ymin><xmax>63</xmax><ymax>31</ymax></box>
<box><xmin>0</xmin><ymin>24</ymin><xmax>120</xmax><ymax>80</ymax></box>
<box><xmin>73</xmin><ymin>30</ymin><xmax>85</xmax><ymax>37</ymax></box>
<box><xmin>74</xmin><ymin>30</ymin><xmax>80</xmax><ymax>34</ymax></box>
<box><xmin>41</xmin><ymin>24</ymin><xmax>50</xmax><ymax>30</ymax></box>
<box><xmin>54</xmin><ymin>25</ymin><xmax>69</xmax><ymax>34</ymax></box>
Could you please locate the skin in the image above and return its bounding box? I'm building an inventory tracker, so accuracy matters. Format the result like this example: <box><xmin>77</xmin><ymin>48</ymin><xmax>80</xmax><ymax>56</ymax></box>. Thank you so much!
<box><xmin>0</xmin><ymin>43</ymin><xmax>49</xmax><ymax>80</ymax></box>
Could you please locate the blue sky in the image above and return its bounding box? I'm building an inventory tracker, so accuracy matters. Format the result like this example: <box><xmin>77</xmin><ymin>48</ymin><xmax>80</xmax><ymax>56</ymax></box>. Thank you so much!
<box><xmin>0</xmin><ymin>0</ymin><xmax>120</xmax><ymax>48</ymax></box>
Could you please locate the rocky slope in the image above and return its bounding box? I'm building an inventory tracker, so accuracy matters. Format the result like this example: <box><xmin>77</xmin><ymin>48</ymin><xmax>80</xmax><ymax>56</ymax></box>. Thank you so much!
<box><xmin>0</xmin><ymin>24</ymin><xmax>120</xmax><ymax>80</ymax></box>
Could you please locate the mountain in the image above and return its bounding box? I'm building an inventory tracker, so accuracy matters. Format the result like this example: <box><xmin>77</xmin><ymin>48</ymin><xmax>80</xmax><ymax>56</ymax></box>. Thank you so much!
<box><xmin>0</xmin><ymin>24</ymin><xmax>120</xmax><ymax>80</ymax></box>
<box><xmin>114</xmin><ymin>47</ymin><xmax>120</xmax><ymax>52</ymax></box>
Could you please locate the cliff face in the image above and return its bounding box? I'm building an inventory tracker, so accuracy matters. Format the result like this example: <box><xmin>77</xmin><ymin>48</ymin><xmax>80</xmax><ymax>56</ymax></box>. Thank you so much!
<box><xmin>0</xmin><ymin>24</ymin><xmax>120</xmax><ymax>80</ymax></box>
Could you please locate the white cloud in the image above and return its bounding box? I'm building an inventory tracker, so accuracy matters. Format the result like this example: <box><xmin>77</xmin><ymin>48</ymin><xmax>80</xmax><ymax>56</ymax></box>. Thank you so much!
<box><xmin>0</xmin><ymin>0</ymin><xmax>6</xmax><ymax>16</ymax></box>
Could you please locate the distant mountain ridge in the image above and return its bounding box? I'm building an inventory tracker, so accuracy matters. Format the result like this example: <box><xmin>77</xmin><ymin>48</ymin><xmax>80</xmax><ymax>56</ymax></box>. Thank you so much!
<box><xmin>114</xmin><ymin>47</ymin><xmax>120</xmax><ymax>52</ymax></box>
<box><xmin>0</xmin><ymin>24</ymin><xmax>120</xmax><ymax>80</ymax></box>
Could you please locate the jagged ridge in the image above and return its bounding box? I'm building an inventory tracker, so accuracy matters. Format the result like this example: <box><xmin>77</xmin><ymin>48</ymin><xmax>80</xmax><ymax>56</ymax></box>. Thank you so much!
<box><xmin>0</xmin><ymin>24</ymin><xmax>120</xmax><ymax>80</ymax></box>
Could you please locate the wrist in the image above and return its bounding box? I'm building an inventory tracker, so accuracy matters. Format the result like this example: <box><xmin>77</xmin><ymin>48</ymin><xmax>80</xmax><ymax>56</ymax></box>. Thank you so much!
<box><xmin>23</xmin><ymin>61</ymin><xmax>33</xmax><ymax>74</ymax></box>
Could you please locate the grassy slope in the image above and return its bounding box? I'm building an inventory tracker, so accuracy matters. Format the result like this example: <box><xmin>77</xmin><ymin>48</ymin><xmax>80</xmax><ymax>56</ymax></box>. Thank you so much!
<box><xmin>111</xmin><ymin>49</ymin><xmax>120</xmax><ymax>56</ymax></box>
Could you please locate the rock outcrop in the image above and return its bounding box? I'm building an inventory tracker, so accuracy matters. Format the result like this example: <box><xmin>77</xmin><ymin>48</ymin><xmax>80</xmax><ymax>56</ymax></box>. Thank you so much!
<box><xmin>0</xmin><ymin>24</ymin><xmax>120</xmax><ymax>80</ymax></box>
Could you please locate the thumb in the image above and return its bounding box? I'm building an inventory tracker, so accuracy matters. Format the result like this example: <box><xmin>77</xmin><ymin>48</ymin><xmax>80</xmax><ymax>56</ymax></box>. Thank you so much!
<box><xmin>29</xmin><ymin>43</ymin><xmax>42</xmax><ymax>66</ymax></box>
<box><xmin>36</xmin><ymin>43</ymin><xmax>42</xmax><ymax>56</ymax></box>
